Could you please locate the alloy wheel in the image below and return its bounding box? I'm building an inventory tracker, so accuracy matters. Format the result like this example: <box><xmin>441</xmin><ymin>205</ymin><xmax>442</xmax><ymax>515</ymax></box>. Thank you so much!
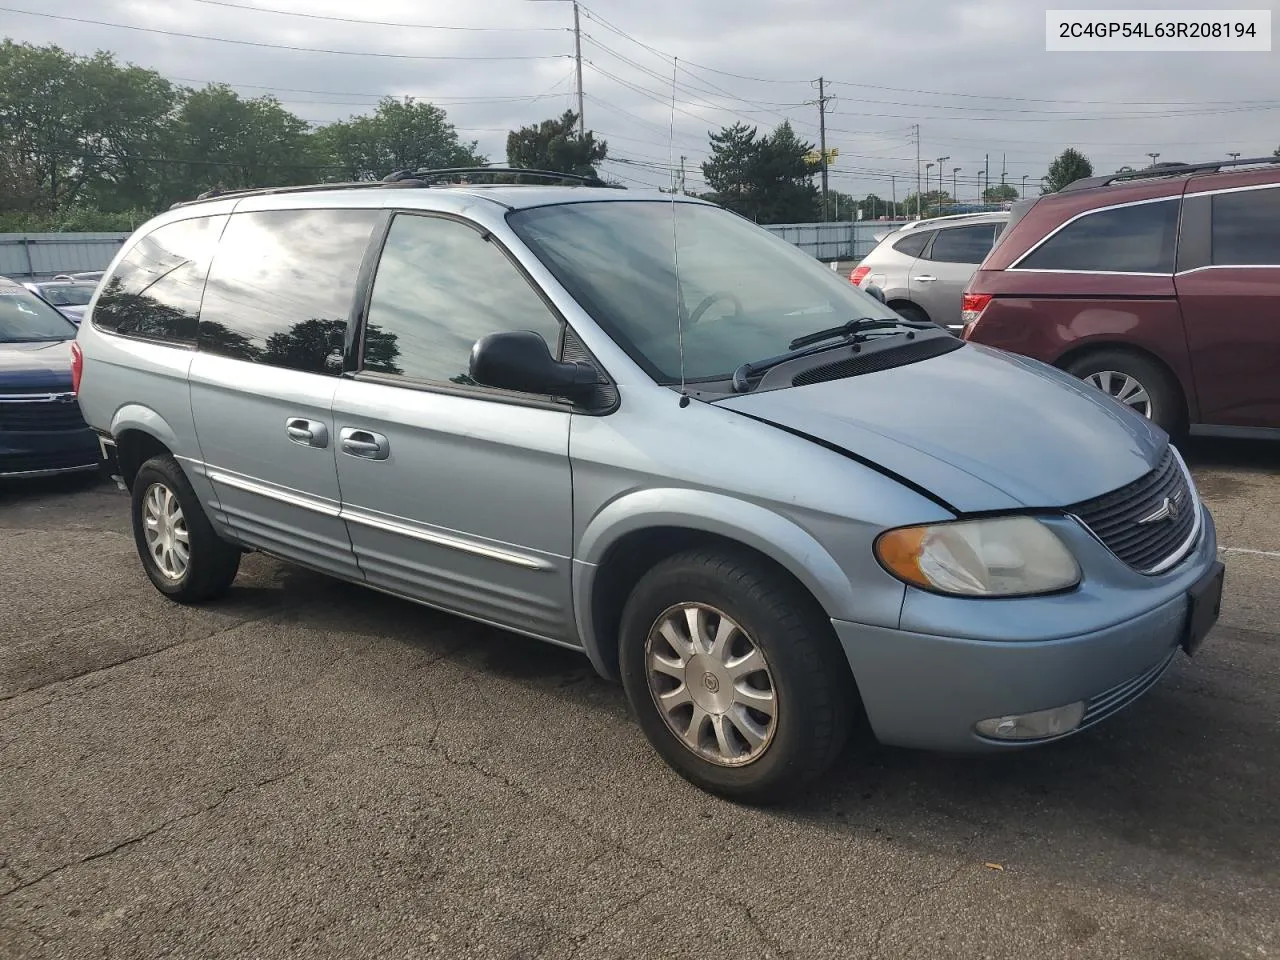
<box><xmin>644</xmin><ymin>603</ymin><xmax>778</xmax><ymax>767</ymax></box>
<box><xmin>1085</xmin><ymin>370</ymin><xmax>1154</xmax><ymax>419</ymax></box>
<box><xmin>141</xmin><ymin>482</ymin><xmax>190</xmax><ymax>580</ymax></box>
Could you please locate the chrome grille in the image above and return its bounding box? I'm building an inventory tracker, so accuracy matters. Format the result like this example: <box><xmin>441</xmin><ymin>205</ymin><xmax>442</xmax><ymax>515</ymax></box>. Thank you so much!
<box><xmin>1069</xmin><ymin>447</ymin><xmax>1198</xmax><ymax>574</ymax></box>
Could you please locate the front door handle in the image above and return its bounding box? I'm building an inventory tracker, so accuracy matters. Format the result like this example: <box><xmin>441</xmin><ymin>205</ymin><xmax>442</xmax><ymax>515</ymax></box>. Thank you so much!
<box><xmin>913</xmin><ymin>275</ymin><xmax>937</xmax><ymax>282</ymax></box>
<box><xmin>285</xmin><ymin>418</ymin><xmax>329</xmax><ymax>448</ymax></box>
<box><xmin>340</xmin><ymin>427</ymin><xmax>390</xmax><ymax>461</ymax></box>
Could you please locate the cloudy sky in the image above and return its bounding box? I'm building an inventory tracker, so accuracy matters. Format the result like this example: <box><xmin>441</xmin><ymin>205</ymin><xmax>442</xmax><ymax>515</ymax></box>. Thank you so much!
<box><xmin>4</xmin><ymin>0</ymin><xmax>1277</xmax><ymax>202</ymax></box>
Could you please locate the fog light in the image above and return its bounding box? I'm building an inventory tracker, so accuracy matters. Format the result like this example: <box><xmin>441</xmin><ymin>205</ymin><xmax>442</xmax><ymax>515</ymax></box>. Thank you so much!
<box><xmin>975</xmin><ymin>701</ymin><xmax>1086</xmax><ymax>741</ymax></box>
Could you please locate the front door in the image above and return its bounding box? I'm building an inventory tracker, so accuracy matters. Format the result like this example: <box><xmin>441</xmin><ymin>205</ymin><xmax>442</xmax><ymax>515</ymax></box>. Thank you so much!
<box><xmin>188</xmin><ymin>206</ymin><xmax>383</xmax><ymax>580</ymax></box>
<box><xmin>332</xmin><ymin>212</ymin><xmax>576</xmax><ymax>641</ymax></box>
<box><xmin>1176</xmin><ymin>185</ymin><xmax>1280</xmax><ymax>429</ymax></box>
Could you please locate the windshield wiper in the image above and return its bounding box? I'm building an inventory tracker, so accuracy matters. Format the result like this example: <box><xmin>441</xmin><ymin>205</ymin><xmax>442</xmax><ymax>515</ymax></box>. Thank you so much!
<box><xmin>729</xmin><ymin>316</ymin><xmax>934</xmax><ymax>392</ymax></box>
<box><xmin>787</xmin><ymin>315</ymin><xmax>932</xmax><ymax>350</ymax></box>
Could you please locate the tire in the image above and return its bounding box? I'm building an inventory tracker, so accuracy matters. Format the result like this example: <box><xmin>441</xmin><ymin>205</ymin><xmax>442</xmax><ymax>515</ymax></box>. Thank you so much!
<box><xmin>131</xmin><ymin>454</ymin><xmax>241</xmax><ymax>602</ymax></box>
<box><xmin>1064</xmin><ymin>349</ymin><xmax>1184</xmax><ymax>436</ymax></box>
<box><xmin>619</xmin><ymin>547</ymin><xmax>855</xmax><ymax>804</ymax></box>
<box><xmin>891</xmin><ymin>302</ymin><xmax>931</xmax><ymax>326</ymax></box>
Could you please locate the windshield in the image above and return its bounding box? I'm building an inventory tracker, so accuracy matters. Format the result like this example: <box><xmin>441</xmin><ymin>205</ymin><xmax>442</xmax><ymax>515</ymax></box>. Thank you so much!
<box><xmin>509</xmin><ymin>200</ymin><xmax>902</xmax><ymax>382</ymax></box>
<box><xmin>0</xmin><ymin>284</ymin><xmax>78</xmax><ymax>342</ymax></box>
<box><xmin>36</xmin><ymin>283</ymin><xmax>95</xmax><ymax>307</ymax></box>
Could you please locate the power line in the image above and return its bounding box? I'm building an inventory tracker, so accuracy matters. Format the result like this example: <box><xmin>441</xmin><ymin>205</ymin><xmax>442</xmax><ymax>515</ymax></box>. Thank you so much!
<box><xmin>174</xmin><ymin>0</ymin><xmax>566</xmax><ymax>31</ymax></box>
<box><xmin>0</xmin><ymin>7</ymin><xmax>570</xmax><ymax>60</ymax></box>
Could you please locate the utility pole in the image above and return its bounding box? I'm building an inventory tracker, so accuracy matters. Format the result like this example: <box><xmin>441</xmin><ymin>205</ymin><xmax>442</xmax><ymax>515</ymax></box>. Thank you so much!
<box><xmin>891</xmin><ymin>175</ymin><xmax>897</xmax><ymax>217</ymax></box>
<box><xmin>812</xmin><ymin>77</ymin><xmax>835</xmax><ymax>221</ymax></box>
<box><xmin>1001</xmin><ymin>153</ymin><xmax>1007</xmax><ymax>187</ymax></box>
<box><xmin>913</xmin><ymin>124</ymin><xmax>921</xmax><ymax>219</ymax></box>
<box><xmin>572</xmin><ymin>1</ymin><xmax>584</xmax><ymax>136</ymax></box>
<box><xmin>679</xmin><ymin>155</ymin><xmax>687</xmax><ymax>194</ymax></box>
<box><xmin>984</xmin><ymin>154</ymin><xmax>990</xmax><ymax>203</ymax></box>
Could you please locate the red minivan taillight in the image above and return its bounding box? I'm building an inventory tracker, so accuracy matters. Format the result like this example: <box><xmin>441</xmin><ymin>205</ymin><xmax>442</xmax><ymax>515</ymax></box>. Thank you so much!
<box><xmin>849</xmin><ymin>265</ymin><xmax>871</xmax><ymax>286</ymax></box>
<box><xmin>960</xmin><ymin>293</ymin><xmax>993</xmax><ymax>339</ymax></box>
<box><xmin>70</xmin><ymin>340</ymin><xmax>84</xmax><ymax>395</ymax></box>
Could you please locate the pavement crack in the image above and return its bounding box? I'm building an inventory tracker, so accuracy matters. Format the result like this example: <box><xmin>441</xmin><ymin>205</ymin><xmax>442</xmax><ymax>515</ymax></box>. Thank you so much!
<box><xmin>870</xmin><ymin>859</ymin><xmax>970</xmax><ymax>958</ymax></box>
<box><xmin>1</xmin><ymin>756</ymin><xmax>327</xmax><ymax>900</ymax></box>
<box><xmin>0</xmin><ymin>606</ymin><xmax>287</xmax><ymax>715</ymax></box>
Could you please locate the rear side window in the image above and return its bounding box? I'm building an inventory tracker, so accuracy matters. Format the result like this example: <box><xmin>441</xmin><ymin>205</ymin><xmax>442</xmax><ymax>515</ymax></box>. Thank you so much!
<box><xmin>94</xmin><ymin>216</ymin><xmax>227</xmax><ymax>344</ymax></box>
<box><xmin>198</xmin><ymin>208</ymin><xmax>381</xmax><ymax>374</ymax></box>
<box><xmin>925</xmin><ymin>224</ymin><xmax>998</xmax><ymax>264</ymax></box>
<box><xmin>891</xmin><ymin>231</ymin><xmax>931</xmax><ymax>258</ymax></box>
<box><xmin>1211</xmin><ymin>188</ymin><xmax>1280</xmax><ymax>265</ymax></box>
<box><xmin>1016</xmin><ymin>199</ymin><xmax>1179</xmax><ymax>274</ymax></box>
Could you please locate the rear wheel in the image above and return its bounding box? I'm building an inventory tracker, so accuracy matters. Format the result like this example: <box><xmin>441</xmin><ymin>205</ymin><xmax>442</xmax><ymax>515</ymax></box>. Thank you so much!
<box><xmin>1065</xmin><ymin>349</ymin><xmax>1184</xmax><ymax>436</ymax></box>
<box><xmin>891</xmin><ymin>302</ymin><xmax>930</xmax><ymax>326</ymax></box>
<box><xmin>619</xmin><ymin>547</ymin><xmax>855</xmax><ymax>804</ymax></box>
<box><xmin>131</xmin><ymin>455</ymin><xmax>241</xmax><ymax>602</ymax></box>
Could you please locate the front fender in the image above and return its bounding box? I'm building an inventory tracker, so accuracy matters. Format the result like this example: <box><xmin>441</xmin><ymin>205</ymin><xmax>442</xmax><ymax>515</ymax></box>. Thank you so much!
<box><xmin>572</xmin><ymin>488</ymin><xmax>864</xmax><ymax>679</ymax></box>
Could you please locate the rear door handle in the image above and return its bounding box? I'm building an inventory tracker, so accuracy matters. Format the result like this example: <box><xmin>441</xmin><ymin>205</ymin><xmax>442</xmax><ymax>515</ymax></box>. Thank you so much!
<box><xmin>913</xmin><ymin>275</ymin><xmax>937</xmax><ymax>282</ymax></box>
<box><xmin>285</xmin><ymin>418</ymin><xmax>329</xmax><ymax>448</ymax></box>
<box><xmin>340</xmin><ymin>427</ymin><xmax>390</xmax><ymax>461</ymax></box>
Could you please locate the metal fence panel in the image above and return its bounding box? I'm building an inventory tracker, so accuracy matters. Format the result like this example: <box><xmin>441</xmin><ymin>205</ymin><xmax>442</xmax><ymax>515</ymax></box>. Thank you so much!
<box><xmin>762</xmin><ymin>220</ymin><xmax>910</xmax><ymax>261</ymax></box>
<box><xmin>0</xmin><ymin>233</ymin><xmax>131</xmax><ymax>281</ymax></box>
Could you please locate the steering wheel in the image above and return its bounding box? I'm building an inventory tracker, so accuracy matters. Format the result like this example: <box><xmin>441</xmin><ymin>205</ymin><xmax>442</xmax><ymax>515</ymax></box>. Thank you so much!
<box><xmin>688</xmin><ymin>291</ymin><xmax>744</xmax><ymax>326</ymax></box>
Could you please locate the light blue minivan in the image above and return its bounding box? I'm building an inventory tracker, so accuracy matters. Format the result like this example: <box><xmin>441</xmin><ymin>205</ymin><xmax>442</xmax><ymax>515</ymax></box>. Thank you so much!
<box><xmin>73</xmin><ymin>171</ymin><xmax>1224</xmax><ymax>802</ymax></box>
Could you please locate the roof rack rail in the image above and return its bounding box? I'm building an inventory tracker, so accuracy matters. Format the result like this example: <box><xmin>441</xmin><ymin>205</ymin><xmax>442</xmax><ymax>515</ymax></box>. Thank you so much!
<box><xmin>1059</xmin><ymin>155</ymin><xmax>1280</xmax><ymax>193</ymax></box>
<box><xmin>169</xmin><ymin>180</ymin><xmax>384</xmax><ymax>209</ymax></box>
<box><xmin>383</xmin><ymin>166</ymin><xmax>616</xmax><ymax>187</ymax></box>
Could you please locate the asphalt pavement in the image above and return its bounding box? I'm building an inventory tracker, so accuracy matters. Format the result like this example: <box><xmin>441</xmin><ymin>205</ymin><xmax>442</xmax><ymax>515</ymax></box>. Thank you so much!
<box><xmin>1</xmin><ymin>438</ymin><xmax>1277</xmax><ymax>960</ymax></box>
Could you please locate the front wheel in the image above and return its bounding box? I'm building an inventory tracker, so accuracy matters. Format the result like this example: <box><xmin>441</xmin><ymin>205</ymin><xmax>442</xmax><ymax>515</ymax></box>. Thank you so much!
<box><xmin>619</xmin><ymin>548</ymin><xmax>855</xmax><ymax>804</ymax></box>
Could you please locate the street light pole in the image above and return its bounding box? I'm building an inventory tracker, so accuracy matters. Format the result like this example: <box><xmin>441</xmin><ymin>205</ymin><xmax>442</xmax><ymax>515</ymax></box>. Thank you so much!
<box><xmin>952</xmin><ymin>167</ymin><xmax>961</xmax><ymax>207</ymax></box>
<box><xmin>1228</xmin><ymin>151</ymin><xmax>1241</xmax><ymax>161</ymax></box>
<box><xmin>925</xmin><ymin>162</ymin><xmax>935</xmax><ymax>211</ymax></box>
<box><xmin>1147</xmin><ymin>152</ymin><xmax>1160</xmax><ymax>167</ymax></box>
<box><xmin>1021</xmin><ymin>173</ymin><xmax>1028</xmax><ymax>197</ymax></box>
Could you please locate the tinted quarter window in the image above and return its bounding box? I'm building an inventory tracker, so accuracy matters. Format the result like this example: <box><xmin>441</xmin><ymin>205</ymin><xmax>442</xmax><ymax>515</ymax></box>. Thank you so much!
<box><xmin>360</xmin><ymin>214</ymin><xmax>563</xmax><ymax>388</ymax></box>
<box><xmin>94</xmin><ymin>215</ymin><xmax>227</xmax><ymax>343</ymax></box>
<box><xmin>926</xmin><ymin>224</ymin><xmax>997</xmax><ymax>264</ymax></box>
<box><xmin>892</xmin><ymin>231</ymin><xmax>931</xmax><ymax>258</ymax></box>
<box><xmin>1017</xmin><ymin>199</ymin><xmax>1179</xmax><ymax>273</ymax></box>
<box><xmin>1211</xmin><ymin>188</ymin><xmax>1280</xmax><ymax>265</ymax></box>
<box><xmin>198</xmin><ymin>208</ymin><xmax>380</xmax><ymax>373</ymax></box>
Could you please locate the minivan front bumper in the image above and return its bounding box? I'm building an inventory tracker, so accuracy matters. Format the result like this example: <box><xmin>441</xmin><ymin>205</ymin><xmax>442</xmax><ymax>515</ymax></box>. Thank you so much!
<box><xmin>833</xmin><ymin>507</ymin><xmax>1220</xmax><ymax>752</ymax></box>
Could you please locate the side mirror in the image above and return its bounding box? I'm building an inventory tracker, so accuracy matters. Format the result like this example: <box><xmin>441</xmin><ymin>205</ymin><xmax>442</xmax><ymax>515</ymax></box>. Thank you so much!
<box><xmin>863</xmin><ymin>284</ymin><xmax>887</xmax><ymax>304</ymax></box>
<box><xmin>470</xmin><ymin>330</ymin><xmax>599</xmax><ymax>401</ymax></box>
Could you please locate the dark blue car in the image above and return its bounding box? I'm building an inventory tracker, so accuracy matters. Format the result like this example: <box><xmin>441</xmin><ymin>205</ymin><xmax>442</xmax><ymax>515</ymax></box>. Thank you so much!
<box><xmin>0</xmin><ymin>277</ymin><xmax>102</xmax><ymax>479</ymax></box>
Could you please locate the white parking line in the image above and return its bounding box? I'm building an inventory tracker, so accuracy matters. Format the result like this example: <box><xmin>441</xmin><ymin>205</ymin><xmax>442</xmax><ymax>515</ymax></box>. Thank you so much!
<box><xmin>1219</xmin><ymin>547</ymin><xmax>1280</xmax><ymax>560</ymax></box>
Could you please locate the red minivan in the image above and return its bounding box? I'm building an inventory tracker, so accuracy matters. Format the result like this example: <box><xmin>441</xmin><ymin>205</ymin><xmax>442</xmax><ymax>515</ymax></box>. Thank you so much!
<box><xmin>962</xmin><ymin>158</ymin><xmax>1280</xmax><ymax>438</ymax></box>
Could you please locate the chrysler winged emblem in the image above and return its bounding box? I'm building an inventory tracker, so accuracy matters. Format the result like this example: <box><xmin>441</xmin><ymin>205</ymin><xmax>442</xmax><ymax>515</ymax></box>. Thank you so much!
<box><xmin>1138</xmin><ymin>490</ymin><xmax>1185</xmax><ymax>525</ymax></box>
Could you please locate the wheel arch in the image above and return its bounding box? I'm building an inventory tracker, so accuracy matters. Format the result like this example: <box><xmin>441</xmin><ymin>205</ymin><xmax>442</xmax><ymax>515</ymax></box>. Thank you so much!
<box><xmin>573</xmin><ymin>490</ymin><xmax>860</xmax><ymax>681</ymax></box>
<box><xmin>111</xmin><ymin>405</ymin><xmax>182</xmax><ymax>490</ymax></box>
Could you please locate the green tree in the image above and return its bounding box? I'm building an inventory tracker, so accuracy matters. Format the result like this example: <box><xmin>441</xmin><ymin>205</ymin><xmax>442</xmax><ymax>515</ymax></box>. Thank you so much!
<box><xmin>1044</xmin><ymin>148</ymin><xmax>1093</xmax><ymax>192</ymax></box>
<box><xmin>0</xmin><ymin>42</ymin><xmax>179</xmax><ymax>211</ymax></box>
<box><xmin>701</xmin><ymin>121</ymin><xmax>818</xmax><ymax>224</ymax></box>
<box><xmin>167</xmin><ymin>85</ymin><xmax>316</xmax><ymax>202</ymax></box>
<box><xmin>900</xmin><ymin>190</ymin><xmax>952</xmax><ymax>218</ymax></box>
<box><xmin>983</xmin><ymin>183</ymin><xmax>1018</xmax><ymax>203</ymax></box>
<box><xmin>506</xmin><ymin>110</ymin><xmax>607</xmax><ymax>179</ymax></box>
<box><xmin>315</xmin><ymin>97</ymin><xmax>484</xmax><ymax>181</ymax></box>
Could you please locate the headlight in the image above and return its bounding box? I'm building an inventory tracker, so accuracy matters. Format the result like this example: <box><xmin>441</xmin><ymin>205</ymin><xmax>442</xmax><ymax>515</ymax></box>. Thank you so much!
<box><xmin>875</xmin><ymin>516</ymin><xmax>1080</xmax><ymax>597</ymax></box>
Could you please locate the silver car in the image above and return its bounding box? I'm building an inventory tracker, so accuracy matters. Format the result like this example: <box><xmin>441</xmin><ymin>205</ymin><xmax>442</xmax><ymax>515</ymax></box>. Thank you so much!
<box><xmin>851</xmin><ymin>212</ymin><xmax>1010</xmax><ymax>331</ymax></box>
<box><xmin>73</xmin><ymin>177</ymin><xmax>1223</xmax><ymax>803</ymax></box>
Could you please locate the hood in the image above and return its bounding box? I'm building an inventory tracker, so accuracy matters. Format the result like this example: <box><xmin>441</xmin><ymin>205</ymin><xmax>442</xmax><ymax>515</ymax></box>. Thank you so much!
<box><xmin>0</xmin><ymin>339</ymin><xmax>74</xmax><ymax>391</ymax></box>
<box><xmin>717</xmin><ymin>342</ymin><xmax>1166</xmax><ymax>513</ymax></box>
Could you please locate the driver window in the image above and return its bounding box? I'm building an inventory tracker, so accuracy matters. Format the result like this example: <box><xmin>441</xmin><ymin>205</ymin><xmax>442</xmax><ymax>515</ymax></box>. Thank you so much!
<box><xmin>361</xmin><ymin>214</ymin><xmax>564</xmax><ymax>387</ymax></box>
